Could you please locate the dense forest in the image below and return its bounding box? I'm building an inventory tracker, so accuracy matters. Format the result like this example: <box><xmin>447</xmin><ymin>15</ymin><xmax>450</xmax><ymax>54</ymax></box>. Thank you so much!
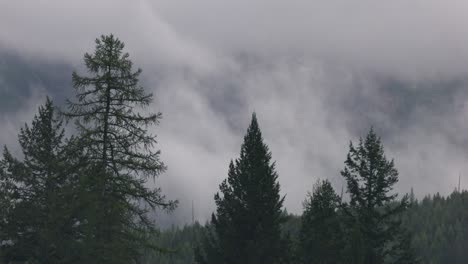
<box><xmin>0</xmin><ymin>34</ymin><xmax>465</xmax><ymax>263</ymax></box>
<box><xmin>145</xmin><ymin>191</ymin><xmax>468</xmax><ymax>263</ymax></box>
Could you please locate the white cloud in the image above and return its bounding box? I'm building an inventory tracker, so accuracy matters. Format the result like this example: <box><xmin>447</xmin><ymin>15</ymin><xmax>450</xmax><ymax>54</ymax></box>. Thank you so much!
<box><xmin>1</xmin><ymin>0</ymin><xmax>468</xmax><ymax>225</ymax></box>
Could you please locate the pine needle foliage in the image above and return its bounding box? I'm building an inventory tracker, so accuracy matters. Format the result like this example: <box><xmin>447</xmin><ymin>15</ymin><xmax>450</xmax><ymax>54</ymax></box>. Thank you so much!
<box><xmin>64</xmin><ymin>34</ymin><xmax>176</xmax><ymax>263</ymax></box>
<box><xmin>196</xmin><ymin>113</ymin><xmax>289</xmax><ymax>264</ymax></box>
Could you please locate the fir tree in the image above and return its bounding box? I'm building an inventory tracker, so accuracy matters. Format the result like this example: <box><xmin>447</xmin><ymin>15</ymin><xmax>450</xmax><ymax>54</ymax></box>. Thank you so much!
<box><xmin>299</xmin><ymin>179</ymin><xmax>343</xmax><ymax>264</ymax></box>
<box><xmin>340</xmin><ymin>128</ymin><xmax>417</xmax><ymax>263</ymax></box>
<box><xmin>0</xmin><ymin>147</ymin><xmax>23</xmax><ymax>262</ymax></box>
<box><xmin>64</xmin><ymin>34</ymin><xmax>176</xmax><ymax>263</ymax></box>
<box><xmin>0</xmin><ymin>98</ymin><xmax>76</xmax><ymax>263</ymax></box>
<box><xmin>196</xmin><ymin>113</ymin><xmax>289</xmax><ymax>264</ymax></box>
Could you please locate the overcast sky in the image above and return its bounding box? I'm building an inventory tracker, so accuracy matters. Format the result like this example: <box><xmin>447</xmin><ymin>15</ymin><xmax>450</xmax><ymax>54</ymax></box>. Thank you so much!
<box><xmin>2</xmin><ymin>0</ymin><xmax>468</xmax><ymax>225</ymax></box>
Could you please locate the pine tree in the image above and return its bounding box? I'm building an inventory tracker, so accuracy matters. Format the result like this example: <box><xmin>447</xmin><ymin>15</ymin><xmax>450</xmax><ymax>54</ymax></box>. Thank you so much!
<box><xmin>340</xmin><ymin>128</ymin><xmax>417</xmax><ymax>263</ymax></box>
<box><xmin>299</xmin><ymin>179</ymin><xmax>343</xmax><ymax>264</ymax></box>
<box><xmin>64</xmin><ymin>34</ymin><xmax>176</xmax><ymax>263</ymax></box>
<box><xmin>196</xmin><ymin>113</ymin><xmax>289</xmax><ymax>264</ymax></box>
<box><xmin>0</xmin><ymin>98</ymin><xmax>77</xmax><ymax>263</ymax></box>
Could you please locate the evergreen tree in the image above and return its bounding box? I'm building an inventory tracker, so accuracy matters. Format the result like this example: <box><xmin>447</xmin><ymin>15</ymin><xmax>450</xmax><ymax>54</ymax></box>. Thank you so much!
<box><xmin>299</xmin><ymin>179</ymin><xmax>343</xmax><ymax>264</ymax></box>
<box><xmin>0</xmin><ymin>147</ymin><xmax>23</xmax><ymax>262</ymax></box>
<box><xmin>64</xmin><ymin>34</ymin><xmax>176</xmax><ymax>263</ymax></box>
<box><xmin>195</xmin><ymin>220</ymin><xmax>223</xmax><ymax>264</ymax></box>
<box><xmin>0</xmin><ymin>98</ymin><xmax>77</xmax><ymax>263</ymax></box>
<box><xmin>196</xmin><ymin>113</ymin><xmax>289</xmax><ymax>264</ymax></box>
<box><xmin>340</xmin><ymin>128</ymin><xmax>417</xmax><ymax>263</ymax></box>
<box><xmin>391</xmin><ymin>231</ymin><xmax>420</xmax><ymax>264</ymax></box>
<box><xmin>147</xmin><ymin>189</ymin><xmax>468</xmax><ymax>264</ymax></box>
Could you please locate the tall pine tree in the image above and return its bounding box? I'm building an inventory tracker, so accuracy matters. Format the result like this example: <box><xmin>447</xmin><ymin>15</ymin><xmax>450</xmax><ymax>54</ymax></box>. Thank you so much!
<box><xmin>340</xmin><ymin>128</ymin><xmax>417</xmax><ymax>264</ymax></box>
<box><xmin>196</xmin><ymin>113</ymin><xmax>289</xmax><ymax>264</ymax></box>
<box><xmin>299</xmin><ymin>179</ymin><xmax>343</xmax><ymax>264</ymax></box>
<box><xmin>64</xmin><ymin>34</ymin><xmax>176</xmax><ymax>263</ymax></box>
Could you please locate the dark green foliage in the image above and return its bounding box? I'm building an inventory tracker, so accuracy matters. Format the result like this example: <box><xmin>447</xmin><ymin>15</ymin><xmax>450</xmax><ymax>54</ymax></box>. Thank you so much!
<box><xmin>146</xmin><ymin>214</ymin><xmax>300</xmax><ymax>264</ymax></box>
<box><xmin>64</xmin><ymin>34</ymin><xmax>176</xmax><ymax>263</ymax></box>
<box><xmin>196</xmin><ymin>113</ymin><xmax>290</xmax><ymax>264</ymax></box>
<box><xmin>0</xmin><ymin>98</ymin><xmax>78</xmax><ymax>263</ymax></box>
<box><xmin>0</xmin><ymin>34</ymin><xmax>175</xmax><ymax>263</ymax></box>
<box><xmin>66</xmin><ymin>34</ymin><xmax>166</xmax><ymax>180</ymax></box>
<box><xmin>403</xmin><ymin>191</ymin><xmax>468</xmax><ymax>264</ymax></box>
<box><xmin>146</xmin><ymin>190</ymin><xmax>468</xmax><ymax>264</ymax></box>
<box><xmin>141</xmin><ymin>222</ymin><xmax>205</xmax><ymax>264</ymax></box>
<box><xmin>141</xmin><ymin>128</ymin><xmax>465</xmax><ymax>264</ymax></box>
<box><xmin>299</xmin><ymin>179</ymin><xmax>343</xmax><ymax>264</ymax></box>
<box><xmin>195</xmin><ymin>217</ymin><xmax>223</xmax><ymax>264</ymax></box>
<box><xmin>340</xmin><ymin>128</ymin><xmax>417</xmax><ymax>263</ymax></box>
<box><xmin>391</xmin><ymin>230</ymin><xmax>420</xmax><ymax>264</ymax></box>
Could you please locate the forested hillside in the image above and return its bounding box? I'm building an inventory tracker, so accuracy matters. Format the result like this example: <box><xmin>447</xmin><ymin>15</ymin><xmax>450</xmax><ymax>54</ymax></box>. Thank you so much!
<box><xmin>145</xmin><ymin>191</ymin><xmax>468</xmax><ymax>264</ymax></box>
<box><xmin>404</xmin><ymin>190</ymin><xmax>468</xmax><ymax>263</ymax></box>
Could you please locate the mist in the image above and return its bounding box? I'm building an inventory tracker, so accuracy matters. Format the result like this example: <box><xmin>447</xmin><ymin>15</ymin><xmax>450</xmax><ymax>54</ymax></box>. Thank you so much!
<box><xmin>1</xmin><ymin>0</ymin><xmax>468</xmax><ymax>226</ymax></box>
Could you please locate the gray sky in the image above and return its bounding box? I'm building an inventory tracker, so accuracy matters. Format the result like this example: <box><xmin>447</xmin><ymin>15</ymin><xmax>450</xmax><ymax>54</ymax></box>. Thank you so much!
<box><xmin>2</xmin><ymin>0</ymin><xmax>468</xmax><ymax>225</ymax></box>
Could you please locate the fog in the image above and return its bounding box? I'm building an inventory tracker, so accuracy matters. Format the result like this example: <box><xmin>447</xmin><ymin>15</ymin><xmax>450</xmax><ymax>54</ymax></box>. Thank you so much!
<box><xmin>1</xmin><ymin>0</ymin><xmax>468</xmax><ymax>225</ymax></box>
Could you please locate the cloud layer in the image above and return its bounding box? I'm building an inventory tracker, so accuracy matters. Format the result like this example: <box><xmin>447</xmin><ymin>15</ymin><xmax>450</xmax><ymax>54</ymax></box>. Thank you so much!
<box><xmin>2</xmin><ymin>0</ymin><xmax>468</xmax><ymax>225</ymax></box>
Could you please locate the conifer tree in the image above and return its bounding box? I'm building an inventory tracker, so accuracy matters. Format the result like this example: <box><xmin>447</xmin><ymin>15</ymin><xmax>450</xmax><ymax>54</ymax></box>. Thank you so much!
<box><xmin>0</xmin><ymin>98</ymin><xmax>77</xmax><ymax>263</ymax></box>
<box><xmin>340</xmin><ymin>128</ymin><xmax>417</xmax><ymax>263</ymax></box>
<box><xmin>64</xmin><ymin>34</ymin><xmax>175</xmax><ymax>263</ymax></box>
<box><xmin>299</xmin><ymin>179</ymin><xmax>343</xmax><ymax>264</ymax></box>
<box><xmin>0</xmin><ymin>147</ymin><xmax>23</xmax><ymax>262</ymax></box>
<box><xmin>196</xmin><ymin>113</ymin><xmax>289</xmax><ymax>264</ymax></box>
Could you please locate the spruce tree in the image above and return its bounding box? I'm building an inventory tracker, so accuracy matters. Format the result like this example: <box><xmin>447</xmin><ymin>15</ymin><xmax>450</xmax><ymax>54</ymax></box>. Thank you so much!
<box><xmin>299</xmin><ymin>179</ymin><xmax>343</xmax><ymax>264</ymax></box>
<box><xmin>64</xmin><ymin>34</ymin><xmax>175</xmax><ymax>263</ymax></box>
<box><xmin>0</xmin><ymin>98</ymin><xmax>77</xmax><ymax>263</ymax></box>
<box><xmin>196</xmin><ymin>113</ymin><xmax>289</xmax><ymax>264</ymax></box>
<box><xmin>340</xmin><ymin>128</ymin><xmax>417</xmax><ymax>263</ymax></box>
